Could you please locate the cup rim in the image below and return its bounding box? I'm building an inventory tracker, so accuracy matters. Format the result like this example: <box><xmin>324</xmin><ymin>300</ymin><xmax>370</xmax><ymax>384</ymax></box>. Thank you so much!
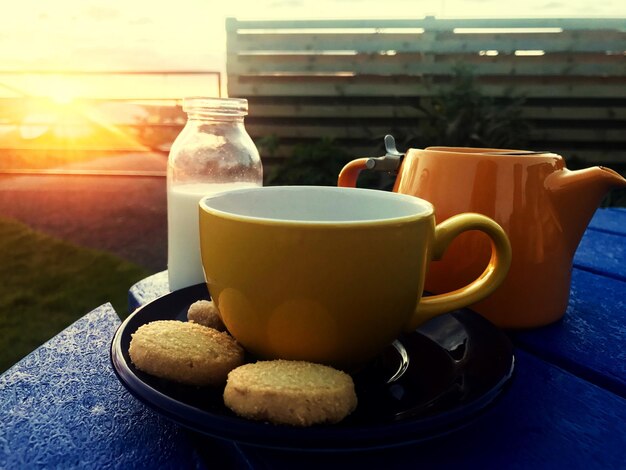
<box><xmin>199</xmin><ymin>185</ymin><xmax>433</xmax><ymax>227</ymax></box>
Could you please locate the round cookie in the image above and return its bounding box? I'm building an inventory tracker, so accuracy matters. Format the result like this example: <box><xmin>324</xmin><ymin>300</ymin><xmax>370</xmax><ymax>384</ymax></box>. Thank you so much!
<box><xmin>223</xmin><ymin>360</ymin><xmax>358</xmax><ymax>426</ymax></box>
<box><xmin>187</xmin><ymin>300</ymin><xmax>225</xmax><ymax>331</ymax></box>
<box><xmin>129</xmin><ymin>320</ymin><xmax>244</xmax><ymax>386</ymax></box>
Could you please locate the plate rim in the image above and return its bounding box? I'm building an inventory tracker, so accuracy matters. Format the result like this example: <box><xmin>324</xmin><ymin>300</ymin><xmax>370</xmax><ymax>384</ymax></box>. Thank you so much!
<box><xmin>110</xmin><ymin>284</ymin><xmax>515</xmax><ymax>451</ymax></box>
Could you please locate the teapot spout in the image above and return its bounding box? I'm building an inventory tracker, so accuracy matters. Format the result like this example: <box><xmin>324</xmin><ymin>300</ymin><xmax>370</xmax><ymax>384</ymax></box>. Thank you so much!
<box><xmin>547</xmin><ymin>166</ymin><xmax>626</xmax><ymax>250</ymax></box>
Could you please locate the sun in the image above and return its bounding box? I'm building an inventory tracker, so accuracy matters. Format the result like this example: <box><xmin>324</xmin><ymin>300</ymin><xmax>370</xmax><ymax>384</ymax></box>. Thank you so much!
<box><xmin>49</xmin><ymin>84</ymin><xmax>77</xmax><ymax>105</ymax></box>
<box><xmin>51</xmin><ymin>89</ymin><xmax>76</xmax><ymax>105</ymax></box>
<box><xmin>45</xmin><ymin>77</ymin><xmax>81</xmax><ymax>105</ymax></box>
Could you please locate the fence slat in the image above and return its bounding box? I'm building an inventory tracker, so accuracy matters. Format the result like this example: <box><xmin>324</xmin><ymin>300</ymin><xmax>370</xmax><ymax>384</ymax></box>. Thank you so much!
<box><xmin>247</xmin><ymin>122</ymin><xmax>626</xmax><ymax>142</ymax></box>
<box><xmin>258</xmin><ymin>143</ymin><xmax>626</xmax><ymax>166</ymax></box>
<box><xmin>233</xmin><ymin>31</ymin><xmax>625</xmax><ymax>55</ymax></box>
<box><xmin>248</xmin><ymin>103</ymin><xmax>626</xmax><ymax>120</ymax></box>
<box><xmin>227</xmin><ymin>17</ymin><xmax>626</xmax><ymax>32</ymax></box>
<box><xmin>230</xmin><ymin>53</ymin><xmax>626</xmax><ymax>77</ymax></box>
<box><xmin>229</xmin><ymin>78</ymin><xmax>626</xmax><ymax>98</ymax></box>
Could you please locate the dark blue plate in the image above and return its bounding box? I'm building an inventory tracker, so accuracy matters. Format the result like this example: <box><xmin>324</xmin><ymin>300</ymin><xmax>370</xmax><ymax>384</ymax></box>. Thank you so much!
<box><xmin>111</xmin><ymin>283</ymin><xmax>514</xmax><ymax>451</ymax></box>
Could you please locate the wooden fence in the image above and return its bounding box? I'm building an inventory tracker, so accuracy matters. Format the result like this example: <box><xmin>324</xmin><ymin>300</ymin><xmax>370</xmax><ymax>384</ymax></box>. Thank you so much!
<box><xmin>226</xmin><ymin>17</ymin><xmax>626</xmax><ymax>172</ymax></box>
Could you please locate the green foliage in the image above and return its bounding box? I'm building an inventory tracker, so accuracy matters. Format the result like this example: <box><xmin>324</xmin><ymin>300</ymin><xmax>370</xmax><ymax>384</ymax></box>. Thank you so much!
<box><xmin>256</xmin><ymin>135</ymin><xmax>281</xmax><ymax>160</ymax></box>
<box><xmin>262</xmin><ymin>68</ymin><xmax>533</xmax><ymax>188</ymax></box>
<box><xmin>402</xmin><ymin>67</ymin><xmax>532</xmax><ymax>150</ymax></box>
<box><xmin>265</xmin><ymin>138</ymin><xmax>353</xmax><ymax>186</ymax></box>
<box><xmin>0</xmin><ymin>217</ymin><xmax>150</xmax><ymax>373</ymax></box>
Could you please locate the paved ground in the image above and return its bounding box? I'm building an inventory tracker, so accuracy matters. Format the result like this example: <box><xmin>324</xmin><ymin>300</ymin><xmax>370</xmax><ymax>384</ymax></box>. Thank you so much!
<box><xmin>0</xmin><ymin>152</ymin><xmax>168</xmax><ymax>273</ymax></box>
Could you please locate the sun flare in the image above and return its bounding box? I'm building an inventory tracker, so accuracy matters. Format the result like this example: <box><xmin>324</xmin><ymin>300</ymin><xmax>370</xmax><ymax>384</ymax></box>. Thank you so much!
<box><xmin>46</xmin><ymin>78</ymin><xmax>81</xmax><ymax>105</ymax></box>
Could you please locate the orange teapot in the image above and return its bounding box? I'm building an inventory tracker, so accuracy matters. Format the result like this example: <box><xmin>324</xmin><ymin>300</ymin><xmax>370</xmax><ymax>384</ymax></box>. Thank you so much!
<box><xmin>338</xmin><ymin>136</ymin><xmax>626</xmax><ymax>329</ymax></box>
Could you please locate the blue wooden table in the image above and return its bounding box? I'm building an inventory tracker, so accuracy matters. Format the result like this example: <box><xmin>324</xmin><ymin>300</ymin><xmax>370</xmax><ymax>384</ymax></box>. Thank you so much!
<box><xmin>1</xmin><ymin>208</ymin><xmax>625</xmax><ymax>469</ymax></box>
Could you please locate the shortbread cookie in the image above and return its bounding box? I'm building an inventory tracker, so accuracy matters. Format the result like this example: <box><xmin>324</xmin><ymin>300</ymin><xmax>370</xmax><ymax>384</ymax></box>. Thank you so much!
<box><xmin>223</xmin><ymin>360</ymin><xmax>357</xmax><ymax>426</ymax></box>
<box><xmin>129</xmin><ymin>320</ymin><xmax>244</xmax><ymax>386</ymax></box>
<box><xmin>187</xmin><ymin>300</ymin><xmax>225</xmax><ymax>331</ymax></box>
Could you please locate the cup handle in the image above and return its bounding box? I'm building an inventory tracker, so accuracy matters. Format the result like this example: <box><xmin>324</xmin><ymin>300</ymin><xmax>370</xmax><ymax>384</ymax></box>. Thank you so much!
<box><xmin>337</xmin><ymin>158</ymin><xmax>369</xmax><ymax>187</ymax></box>
<box><xmin>406</xmin><ymin>213</ymin><xmax>512</xmax><ymax>330</ymax></box>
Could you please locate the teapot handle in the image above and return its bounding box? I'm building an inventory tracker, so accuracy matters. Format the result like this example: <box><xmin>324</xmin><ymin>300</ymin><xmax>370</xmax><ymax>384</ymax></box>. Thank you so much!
<box><xmin>406</xmin><ymin>213</ymin><xmax>512</xmax><ymax>331</ymax></box>
<box><xmin>338</xmin><ymin>158</ymin><xmax>369</xmax><ymax>187</ymax></box>
<box><xmin>338</xmin><ymin>135</ymin><xmax>403</xmax><ymax>187</ymax></box>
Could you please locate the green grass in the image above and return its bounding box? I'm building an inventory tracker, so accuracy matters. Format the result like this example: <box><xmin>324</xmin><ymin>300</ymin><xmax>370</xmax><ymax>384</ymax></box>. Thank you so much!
<box><xmin>0</xmin><ymin>216</ymin><xmax>150</xmax><ymax>373</ymax></box>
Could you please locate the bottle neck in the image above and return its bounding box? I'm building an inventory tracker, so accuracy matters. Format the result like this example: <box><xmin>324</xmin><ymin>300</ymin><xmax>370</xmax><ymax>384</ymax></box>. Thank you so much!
<box><xmin>183</xmin><ymin>97</ymin><xmax>248</xmax><ymax>123</ymax></box>
<box><xmin>186</xmin><ymin>113</ymin><xmax>245</xmax><ymax>123</ymax></box>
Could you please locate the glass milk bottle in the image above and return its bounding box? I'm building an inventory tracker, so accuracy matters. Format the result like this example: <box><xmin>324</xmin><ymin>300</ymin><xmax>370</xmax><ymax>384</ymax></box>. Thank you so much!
<box><xmin>167</xmin><ymin>97</ymin><xmax>262</xmax><ymax>291</ymax></box>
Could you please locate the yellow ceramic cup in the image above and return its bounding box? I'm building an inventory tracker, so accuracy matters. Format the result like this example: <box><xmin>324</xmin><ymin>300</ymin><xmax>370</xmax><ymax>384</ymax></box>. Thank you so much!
<box><xmin>199</xmin><ymin>186</ymin><xmax>511</xmax><ymax>369</ymax></box>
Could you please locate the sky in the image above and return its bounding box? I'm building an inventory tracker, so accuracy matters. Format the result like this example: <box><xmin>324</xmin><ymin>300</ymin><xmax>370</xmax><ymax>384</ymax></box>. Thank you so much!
<box><xmin>0</xmin><ymin>0</ymin><xmax>624</xmax><ymax>99</ymax></box>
